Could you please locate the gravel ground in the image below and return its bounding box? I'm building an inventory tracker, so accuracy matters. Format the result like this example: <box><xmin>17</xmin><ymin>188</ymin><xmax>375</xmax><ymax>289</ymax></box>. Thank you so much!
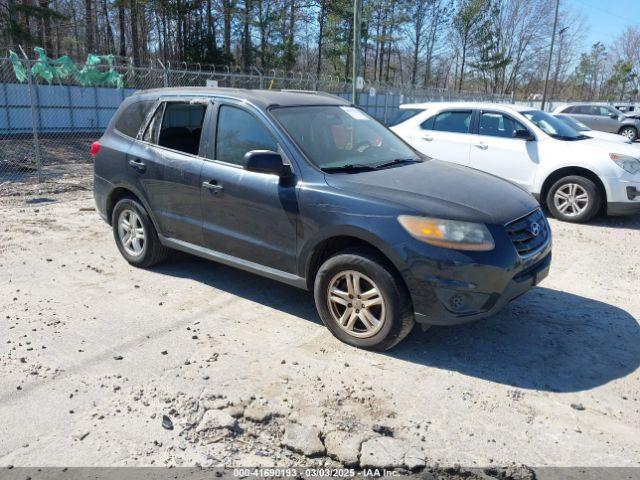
<box><xmin>0</xmin><ymin>189</ymin><xmax>639</xmax><ymax>472</ymax></box>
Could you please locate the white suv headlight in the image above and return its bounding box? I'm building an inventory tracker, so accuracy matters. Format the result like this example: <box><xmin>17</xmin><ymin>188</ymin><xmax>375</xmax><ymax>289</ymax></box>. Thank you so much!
<box><xmin>398</xmin><ymin>216</ymin><xmax>495</xmax><ymax>251</ymax></box>
<box><xmin>610</xmin><ymin>153</ymin><xmax>640</xmax><ymax>174</ymax></box>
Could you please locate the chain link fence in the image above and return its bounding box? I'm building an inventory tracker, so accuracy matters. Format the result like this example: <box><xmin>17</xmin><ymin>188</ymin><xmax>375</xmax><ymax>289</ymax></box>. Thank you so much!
<box><xmin>0</xmin><ymin>55</ymin><xmax>513</xmax><ymax>201</ymax></box>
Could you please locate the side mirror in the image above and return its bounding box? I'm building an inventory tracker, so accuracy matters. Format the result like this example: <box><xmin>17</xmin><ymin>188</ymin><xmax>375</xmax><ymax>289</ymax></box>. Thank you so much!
<box><xmin>244</xmin><ymin>150</ymin><xmax>291</xmax><ymax>176</ymax></box>
<box><xmin>609</xmin><ymin>113</ymin><xmax>618</xmax><ymax>119</ymax></box>
<box><xmin>512</xmin><ymin>129</ymin><xmax>534</xmax><ymax>141</ymax></box>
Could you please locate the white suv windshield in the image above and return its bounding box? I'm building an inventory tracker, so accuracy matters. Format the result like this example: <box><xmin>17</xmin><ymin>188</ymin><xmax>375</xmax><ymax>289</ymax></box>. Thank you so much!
<box><xmin>271</xmin><ymin>105</ymin><xmax>419</xmax><ymax>170</ymax></box>
<box><xmin>522</xmin><ymin>110</ymin><xmax>587</xmax><ymax>140</ymax></box>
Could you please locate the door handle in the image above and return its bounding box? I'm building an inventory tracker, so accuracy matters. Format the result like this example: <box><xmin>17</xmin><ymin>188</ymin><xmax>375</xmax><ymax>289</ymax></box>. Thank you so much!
<box><xmin>474</xmin><ymin>143</ymin><xmax>488</xmax><ymax>150</ymax></box>
<box><xmin>422</xmin><ymin>135</ymin><xmax>433</xmax><ymax>141</ymax></box>
<box><xmin>128</xmin><ymin>158</ymin><xmax>146</xmax><ymax>172</ymax></box>
<box><xmin>202</xmin><ymin>180</ymin><xmax>224</xmax><ymax>194</ymax></box>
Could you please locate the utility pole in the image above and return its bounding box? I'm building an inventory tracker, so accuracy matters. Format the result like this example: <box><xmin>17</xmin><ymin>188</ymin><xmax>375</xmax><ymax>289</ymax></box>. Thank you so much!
<box><xmin>541</xmin><ymin>0</ymin><xmax>560</xmax><ymax>111</ymax></box>
<box><xmin>550</xmin><ymin>26</ymin><xmax>569</xmax><ymax>102</ymax></box>
<box><xmin>352</xmin><ymin>0</ymin><xmax>362</xmax><ymax>104</ymax></box>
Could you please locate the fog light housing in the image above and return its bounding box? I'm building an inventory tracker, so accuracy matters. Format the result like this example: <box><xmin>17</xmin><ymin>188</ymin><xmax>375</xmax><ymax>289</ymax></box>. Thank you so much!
<box><xmin>435</xmin><ymin>288</ymin><xmax>490</xmax><ymax>314</ymax></box>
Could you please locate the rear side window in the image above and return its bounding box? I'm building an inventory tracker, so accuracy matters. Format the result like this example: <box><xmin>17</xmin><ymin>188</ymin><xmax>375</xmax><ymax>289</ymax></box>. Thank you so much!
<box><xmin>387</xmin><ymin>108</ymin><xmax>423</xmax><ymax>126</ymax></box>
<box><xmin>216</xmin><ymin>105</ymin><xmax>277</xmax><ymax>166</ymax></box>
<box><xmin>156</xmin><ymin>102</ymin><xmax>207</xmax><ymax>155</ymax></box>
<box><xmin>115</xmin><ymin>100</ymin><xmax>155</xmax><ymax>138</ymax></box>
<box><xmin>574</xmin><ymin>105</ymin><xmax>591</xmax><ymax>114</ymax></box>
<box><xmin>431</xmin><ymin>110</ymin><xmax>472</xmax><ymax>134</ymax></box>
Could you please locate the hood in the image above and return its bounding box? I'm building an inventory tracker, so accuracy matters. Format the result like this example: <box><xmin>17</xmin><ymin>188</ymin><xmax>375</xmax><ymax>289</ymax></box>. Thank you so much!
<box><xmin>564</xmin><ymin>137</ymin><xmax>640</xmax><ymax>156</ymax></box>
<box><xmin>584</xmin><ymin>131</ymin><xmax>633</xmax><ymax>145</ymax></box>
<box><xmin>323</xmin><ymin>160</ymin><xmax>539</xmax><ymax>225</ymax></box>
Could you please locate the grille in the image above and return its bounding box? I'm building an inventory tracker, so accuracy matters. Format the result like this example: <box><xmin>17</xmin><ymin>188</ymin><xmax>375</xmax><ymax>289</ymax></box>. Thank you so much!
<box><xmin>506</xmin><ymin>209</ymin><xmax>550</xmax><ymax>257</ymax></box>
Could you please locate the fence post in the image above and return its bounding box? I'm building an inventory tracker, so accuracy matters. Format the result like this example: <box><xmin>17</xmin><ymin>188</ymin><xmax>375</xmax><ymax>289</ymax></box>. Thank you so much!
<box><xmin>20</xmin><ymin>47</ymin><xmax>43</xmax><ymax>184</ymax></box>
<box><xmin>158</xmin><ymin>60</ymin><xmax>169</xmax><ymax>87</ymax></box>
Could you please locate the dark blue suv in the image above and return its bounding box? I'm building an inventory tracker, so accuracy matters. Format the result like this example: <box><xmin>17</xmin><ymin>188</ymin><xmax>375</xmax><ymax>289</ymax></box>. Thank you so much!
<box><xmin>93</xmin><ymin>88</ymin><xmax>552</xmax><ymax>350</ymax></box>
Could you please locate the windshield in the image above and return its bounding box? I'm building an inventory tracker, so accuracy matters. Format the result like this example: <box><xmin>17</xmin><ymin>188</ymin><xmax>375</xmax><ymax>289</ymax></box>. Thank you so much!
<box><xmin>522</xmin><ymin>110</ymin><xmax>586</xmax><ymax>140</ymax></box>
<box><xmin>271</xmin><ymin>105</ymin><xmax>419</xmax><ymax>170</ymax></box>
<box><xmin>554</xmin><ymin>114</ymin><xmax>589</xmax><ymax>132</ymax></box>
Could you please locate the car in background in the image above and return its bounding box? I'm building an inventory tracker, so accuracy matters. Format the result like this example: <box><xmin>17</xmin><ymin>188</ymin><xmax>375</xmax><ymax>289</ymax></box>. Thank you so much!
<box><xmin>391</xmin><ymin>102</ymin><xmax>640</xmax><ymax>223</ymax></box>
<box><xmin>554</xmin><ymin>114</ymin><xmax>633</xmax><ymax>145</ymax></box>
<box><xmin>552</xmin><ymin>103</ymin><xmax>640</xmax><ymax>142</ymax></box>
<box><xmin>614</xmin><ymin>104</ymin><xmax>640</xmax><ymax>119</ymax></box>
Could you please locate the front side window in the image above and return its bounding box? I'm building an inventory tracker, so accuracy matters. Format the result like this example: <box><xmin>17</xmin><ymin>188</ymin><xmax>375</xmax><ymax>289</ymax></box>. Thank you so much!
<box><xmin>216</xmin><ymin>105</ymin><xmax>278</xmax><ymax>166</ymax></box>
<box><xmin>479</xmin><ymin>112</ymin><xmax>528</xmax><ymax>138</ymax></box>
<box><xmin>271</xmin><ymin>105</ymin><xmax>417</xmax><ymax>170</ymax></box>
<box><xmin>432</xmin><ymin>110</ymin><xmax>472</xmax><ymax>134</ymax></box>
<box><xmin>115</xmin><ymin>100</ymin><xmax>155</xmax><ymax>138</ymax></box>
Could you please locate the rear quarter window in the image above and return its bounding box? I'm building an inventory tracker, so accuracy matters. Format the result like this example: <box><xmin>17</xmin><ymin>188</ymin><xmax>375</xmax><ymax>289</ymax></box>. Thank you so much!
<box><xmin>114</xmin><ymin>100</ymin><xmax>155</xmax><ymax>138</ymax></box>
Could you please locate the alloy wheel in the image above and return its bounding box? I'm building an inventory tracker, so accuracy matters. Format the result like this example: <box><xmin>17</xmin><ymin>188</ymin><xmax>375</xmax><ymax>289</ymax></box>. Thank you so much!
<box><xmin>553</xmin><ymin>183</ymin><xmax>589</xmax><ymax>218</ymax></box>
<box><xmin>326</xmin><ymin>270</ymin><xmax>386</xmax><ymax>338</ymax></box>
<box><xmin>117</xmin><ymin>209</ymin><xmax>146</xmax><ymax>256</ymax></box>
<box><xmin>621</xmin><ymin>128</ymin><xmax>636</xmax><ymax>140</ymax></box>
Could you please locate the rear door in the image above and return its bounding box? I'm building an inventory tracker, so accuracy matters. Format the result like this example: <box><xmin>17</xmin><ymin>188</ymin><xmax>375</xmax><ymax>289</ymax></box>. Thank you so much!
<box><xmin>129</xmin><ymin>98</ymin><xmax>208</xmax><ymax>244</ymax></box>
<box><xmin>410</xmin><ymin>109</ymin><xmax>473</xmax><ymax>166</ymax></box>
<box><xmin>468</xmin><ymin>110</ymin><xmax>538</xmax><ymax>190</ymax></box>
<box><xmin>199</xmin><ymin>101</ymin><xmax>299</xmax><ymax>273</ymax></box>
<box><xmin>568</xmin><ymin>105</ymin><xmax>598</xmax><ymax>129</ymax></box>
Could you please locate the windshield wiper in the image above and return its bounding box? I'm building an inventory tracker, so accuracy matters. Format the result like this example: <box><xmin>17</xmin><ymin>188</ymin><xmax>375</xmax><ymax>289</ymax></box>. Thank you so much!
<box><xmin>321</xmin><ymin>163</ymin><xmax>377</xmax><ymax>173</ymax></box>
<box><xmin>371</xmin><ymin>157</ymin><xmax>423</xmax><ymax>169</ymax></box>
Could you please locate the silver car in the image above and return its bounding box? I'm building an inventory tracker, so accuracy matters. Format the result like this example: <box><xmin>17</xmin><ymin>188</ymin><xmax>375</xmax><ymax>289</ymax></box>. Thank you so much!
<box><xmin>552</xmin><ymin>103</ymin><xmax>640</xmax><ymax>142</ymax></box>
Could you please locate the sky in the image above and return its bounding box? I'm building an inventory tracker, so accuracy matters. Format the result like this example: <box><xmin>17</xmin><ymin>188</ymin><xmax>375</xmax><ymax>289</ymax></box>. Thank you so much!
<box><xmin>566</xmin><ymin>0</ymin><xmax>639</xmax><ymax>50</ymax></box>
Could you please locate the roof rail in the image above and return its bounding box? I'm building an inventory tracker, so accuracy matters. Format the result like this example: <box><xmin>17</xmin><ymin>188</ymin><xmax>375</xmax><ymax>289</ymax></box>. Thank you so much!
<box><xmin>280</xmin><ymin>89</ymin><xmax>347</xmax><ymax>102</ymax></box>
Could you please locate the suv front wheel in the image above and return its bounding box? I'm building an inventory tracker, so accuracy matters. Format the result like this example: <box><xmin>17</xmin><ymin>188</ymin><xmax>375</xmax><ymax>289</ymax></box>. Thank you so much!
<box><xmin>313</xmin><ymin>248</ymin><xmax>415</xmax><ymax>350</ymax></box>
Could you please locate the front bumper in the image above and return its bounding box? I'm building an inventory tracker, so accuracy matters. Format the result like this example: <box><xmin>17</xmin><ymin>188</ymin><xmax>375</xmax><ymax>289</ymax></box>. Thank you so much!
<box><xmin>391</xmin><ymin>213</ymin><xmax>552</xmax><ymax>326</ymax></box>
<box><xmin>414</xmin><ymin>252</ymin><xmax>550</xmax><ymax>325</ymax></box>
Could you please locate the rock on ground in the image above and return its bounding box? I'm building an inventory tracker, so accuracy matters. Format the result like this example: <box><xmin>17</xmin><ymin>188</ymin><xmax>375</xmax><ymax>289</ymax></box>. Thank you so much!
<box><xmin>281</xmin><ymin>423</ymin><xmax>326</xmax><ymax>457</ymax></box>
<box><xmin>244</xmin><ymin>399</ymin><xmax>289</xmax><ymax>423</ymax></box>
<box><xmin>359</xmin><ymin>437</ymin><xmax>424</xmax><ymax>469</ymax></box>
<box><xmin>195</xmin><ymin>409</ymin><xmax>236</xmax><ymax>433</ymax></box>
<box><xmin>324</xmin><ymin>430</ymin><xmax>369</xmax><ymax>467</ymax></box>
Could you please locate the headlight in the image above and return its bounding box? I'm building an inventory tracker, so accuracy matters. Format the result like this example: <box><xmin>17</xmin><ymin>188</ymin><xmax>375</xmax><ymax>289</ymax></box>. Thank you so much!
<box><xmin>398</xmin><ymin>215</ymin><xmax>495</xmax><ymax>251</ymax></box>
<box><xmin>610</xmin><ymin>153</ymin><xmax>640</xmax><ymax>174</ymax></box>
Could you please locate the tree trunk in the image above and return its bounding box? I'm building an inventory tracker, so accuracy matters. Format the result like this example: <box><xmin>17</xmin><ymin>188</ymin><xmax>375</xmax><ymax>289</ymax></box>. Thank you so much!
<box><xmin>85</xmin><ymin>0</ymin><xmax>94</xmax><ymax>53</ymax></box>
<box><xmin>316</xmin><ymin>0</ymin><xmax>326</xmax><ymax>80</ymax></box>
<box><xmin>242</xmin><ymin>0</ymin><xmax>252</xmax><ymax>70</ymax></box>
<box><xmin>223</xmin><ymin>0</ymin><xmax>232</xmax><ymax>57</ymax></box>
<box><xmin>101</xmin><ymin>0</ymin><xmax>115</xmax><ymax>53</ymax></box>
<box><xmin>130</xmin><ymin>0</ymin><xmax>140</xmax><ymax>64</ymax></box>
<box><xmin>118</xmin><ymin>2</ymin><xmax>126</xmax><ymax>56</ymax></box>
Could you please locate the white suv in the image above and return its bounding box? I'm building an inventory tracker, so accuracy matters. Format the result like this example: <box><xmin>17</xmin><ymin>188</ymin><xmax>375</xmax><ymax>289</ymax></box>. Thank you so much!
<box><xmin>390</xmin><ymin>102</ymin><xmax>640</xmax><ymax>223</ymax></box>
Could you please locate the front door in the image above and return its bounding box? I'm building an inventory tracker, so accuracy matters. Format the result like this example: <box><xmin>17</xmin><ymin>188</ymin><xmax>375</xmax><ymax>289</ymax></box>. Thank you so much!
<box><xmin>200</xmin><ymin>102</ymin><xmax>298</xmax><ymax>274</ymax></box>
<box><xmin>468</xmin><ymin>110</ymin><xmax>538</xmax><ymax>191</ymax></box>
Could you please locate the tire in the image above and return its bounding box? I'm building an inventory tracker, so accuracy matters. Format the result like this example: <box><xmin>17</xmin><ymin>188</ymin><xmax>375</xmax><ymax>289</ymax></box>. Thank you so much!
<box><xmin>112</xmin><ymin>197</ymin><xmax>169</xmax><ymax>267</ymax></box>
<box><xmin>619</xmin><ymin>126</ymin><xmax>638</xmax><ymax>142</ymax></box>
<box><xmin>313</xmin><ymin>247</ymin><xmax>414</xmax><ymax>351</ymax></box>
<box><xmin>545</xmin><ymin>175</ymin><xmax>601</xmax><ymax>223</ymax></box>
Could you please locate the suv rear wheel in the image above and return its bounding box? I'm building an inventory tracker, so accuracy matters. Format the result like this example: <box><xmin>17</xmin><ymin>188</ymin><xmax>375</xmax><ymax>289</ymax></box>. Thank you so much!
<box><xmin>619</xmin><ymin>126</ymin><xmax>638</xmax><ymax>142</ymax></box>
<box><xmin>112</xmin><ymin>197</ymin><xmax>169</xmax><ymax>267</ymax></box>
<box><xmin>313</xmin><ymin>248</ymin><xmax>414</xmax><ymax>350</ymax></box>
<box><xmin>546</xmin><ymin>175</ymin><xmax>601</xmax><ymax>223</ymax></box>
